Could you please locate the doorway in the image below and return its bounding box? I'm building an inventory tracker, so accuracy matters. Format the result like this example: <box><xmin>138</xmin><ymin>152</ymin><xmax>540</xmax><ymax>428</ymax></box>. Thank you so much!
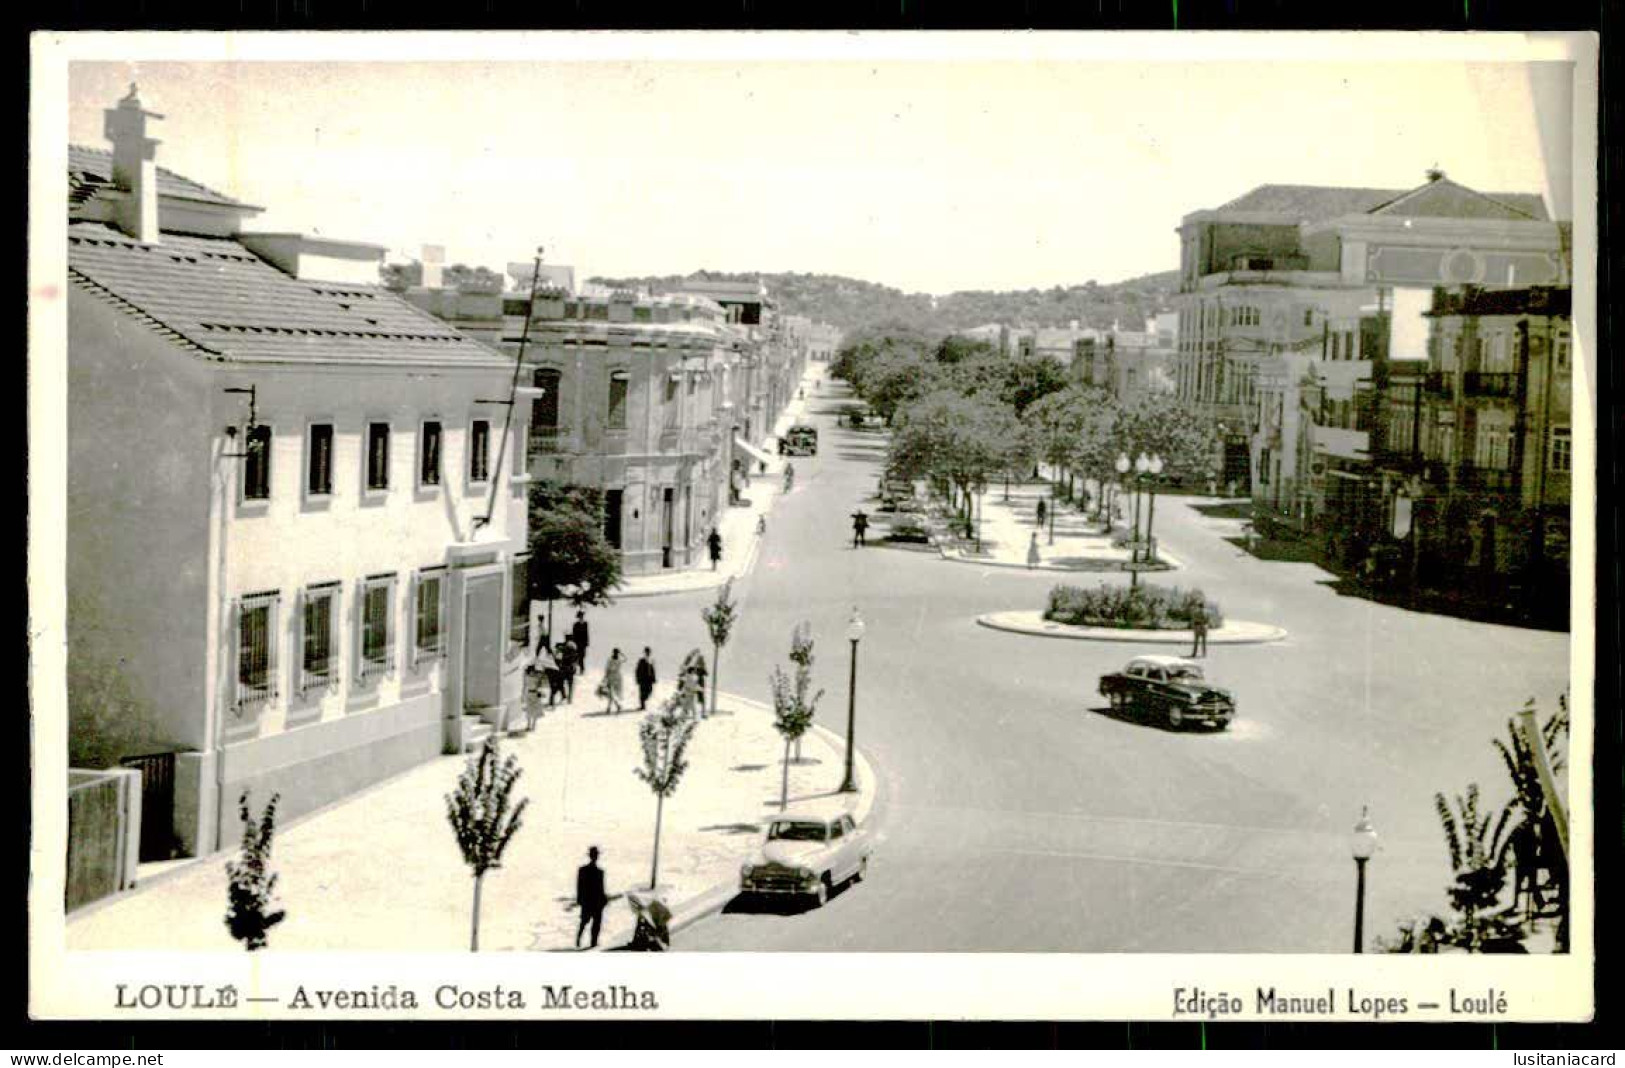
<box><xmin>462</xmin><ymin>573</ymin><xmax>503</xmax><ymax>715</ymax></box>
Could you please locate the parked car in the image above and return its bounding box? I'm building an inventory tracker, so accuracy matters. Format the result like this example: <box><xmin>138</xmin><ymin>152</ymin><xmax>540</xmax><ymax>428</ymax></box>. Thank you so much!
<box><xmin>778</xmin><ymin>424</ymin><xmax>818</xmax><ymax>456</ymax></box>
<box><xmin>1097</xmin><ymin>654</ymin><xmax>1235</xmax><ymax>730</ymax></box>
<box><xmin>739</xmin><ymin>813</ymin><xmax>869</xmax><ymax>905</ymax></box>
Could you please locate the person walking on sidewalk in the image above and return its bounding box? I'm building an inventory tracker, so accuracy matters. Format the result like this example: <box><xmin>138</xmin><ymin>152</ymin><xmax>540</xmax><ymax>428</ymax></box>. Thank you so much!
<box><xmin>707</xmin><ymin>528</ymin><xmax>723</xmax><ymax>571</ymax></box>
<box><xmin>536</xmin><ymin>640</ymin><xmax>564</xmax><ymax>708</ymax></box>
<box><xmin>1027</xmin><ymin>531</ymin><xmax>1042</xmax><ymax>570</ymax></box>
<box><xmin>597</xmin><ymin>648</ymin><xmax>626</xmax><ymax>714</ymax></box>
<box><xmin>635</xmin><ymin>647</ymin><xmax>657</xmax><ymax>711</ymax></box>
<box><xmin>850</xmin><ymin>509</ymin><xmax>869</xmax><ymax>548</ymax></box>
<box><xmin>557</xmin><ymin>636</ymin><xmax>579</xmax><ymax>703</ymax></box>
<box><xmin>784</xmin><ymin>462</ymin><xmax>795</xmax><ymax>492</ymax></box>
<box><xmin>575</xmin><ymin>846</ymin><xmax>608</xmax><ymax>949</ymax></box>
<box><xmin>1190</xmin><ymin>614</ymin><xmax>1210</xmax><ymax>658</ymax></box>
<box><xmin>1036</xmin><ymin>497</ymin><xmax>1047</xmax><ymax>529</ymax></box>
<box><xmin>571</xmin><ymin>609</ymin><xmax>591</xmax><ymax>667</ymax></box>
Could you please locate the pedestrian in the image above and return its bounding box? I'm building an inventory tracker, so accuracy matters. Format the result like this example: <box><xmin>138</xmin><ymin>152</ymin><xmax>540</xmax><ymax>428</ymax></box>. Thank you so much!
<box><xmin>1027</xmin><ymin>531</ymin><xmax>1042</xmax><ymax>570</ymax></box>
<box><xmin>635</xmin><ymin>647</ymin><xmax>657</xmax><ymax>711</ymax></box>
<box><xmin>597</xmin><ymin>648</ymin><xmax>625</xmax><ymax>714</ymax></box>
<box><xmin>707</xmin><ymin>528</ymin><xmax>723</xmax><ymax>571</ymax></box>
<box><xmin>537</xmin><ymin>641</ymin><xmax>564</xmax><ymax>708</ymax></box>
<box><xmin>1036</xmin><ymin>498</ymin><xmax>1047</xmax><ymax>529</ymax></box>
<box><xmin>571</xmin><ymin>609</ymin><xmax>590</xmax><ymax>667</ymax></box>
<box><xmin>756</xmin><ymin>514</ymin><xmax>767</xmax><ymax>537</ymax></box>
<box><xmin>679</xmin><ymin>648</ymin><xmax>708</xmax><ymax>718</ymax></box>
<box><xmin>575</xmin><ymin>846</ymin><xmax>607</xmax><ymax>949</ymax></box>
<box><xmin>557</xmin><ymin>636</ymin><xmax>578</xmax><ymax>702</ymax></box>
<box><xmin>1190</xmin><ymin>613</ymin><xmax>1209</xmax><ymax>658</ymax></box>
<box><xmin>851</xmin><ymin>509</ymin><xmax>869</xmax><ymax>548</ymax></box>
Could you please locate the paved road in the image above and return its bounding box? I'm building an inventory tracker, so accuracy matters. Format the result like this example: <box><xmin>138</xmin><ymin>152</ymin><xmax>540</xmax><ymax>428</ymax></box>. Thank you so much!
<box><xmin>585</xmin><ymin>378</ymin><xmax>1570</xmax><ymax>952</ymax></box>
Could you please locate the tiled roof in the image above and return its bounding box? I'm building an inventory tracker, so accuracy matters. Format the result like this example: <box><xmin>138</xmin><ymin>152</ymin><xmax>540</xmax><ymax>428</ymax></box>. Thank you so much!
<box><xmin>1366</xmin><ymin>179</ymin><xmax>1547</xmax><ymax>222</ymax></box>
<box><xmin>68</xmin><ymin>144</ymin><xmax>253</xmax><ymax>208</ymax></box>
<box><xmin>1214</xmin><ymin>182</ymin><xmax>1550</xmax><ymax>223</ymax></box>
<box><xmin>68</xmin><ymin>222</ymin><xmax>511</xmax><ymax>369</ymax></box>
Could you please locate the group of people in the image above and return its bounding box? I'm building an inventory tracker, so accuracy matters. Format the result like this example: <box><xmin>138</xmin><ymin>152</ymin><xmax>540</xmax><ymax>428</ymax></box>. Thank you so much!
<box><xmin>528</xmin><ymin>609</ymin><xmax>713</xmax><ymax>725</ymax></box>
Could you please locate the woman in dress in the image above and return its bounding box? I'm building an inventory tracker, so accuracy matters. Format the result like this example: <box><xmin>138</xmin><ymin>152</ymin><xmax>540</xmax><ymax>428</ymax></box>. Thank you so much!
<box><xmin>599</xmin><ymin>647</ymin><xmax>626</xmax><ymax>714</ymax></box>
<box><xmin>1027</xmin><ymin>531</ymin><xmax>1042</xmax><ymax>570</ymax></box>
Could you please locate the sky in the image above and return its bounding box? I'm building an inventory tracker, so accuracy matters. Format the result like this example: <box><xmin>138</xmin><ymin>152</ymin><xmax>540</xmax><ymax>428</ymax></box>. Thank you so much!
<box><xmin>62</xmin><ymin>39</ymin><xmax>1570</xmax><ymax>295</ymax></box>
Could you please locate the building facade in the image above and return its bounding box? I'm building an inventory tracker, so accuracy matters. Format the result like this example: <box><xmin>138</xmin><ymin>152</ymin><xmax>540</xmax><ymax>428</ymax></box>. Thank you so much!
<box><xmin>1173</xmin><ymin>175</ymin><xmax>1568</xmax><ymax>531</ymax></box>
<box><xmin>67</xmin><ymin>88</ymin><xmax>529</xmax><ymax>859</ymax></box>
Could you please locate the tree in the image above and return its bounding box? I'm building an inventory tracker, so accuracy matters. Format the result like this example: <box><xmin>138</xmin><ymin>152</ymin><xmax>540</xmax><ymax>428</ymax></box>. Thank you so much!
<box><xmin>224</xmin><ymin>792</ymin><xmax>286</xmax><ymax>952</ymax></box>
<box><xmin>635</xmin><ymin>695</ymin><xmax>699</xmax><ymax>889</ymax></box>
<box><xmin>700</xmin><ymin>580</ymin><xmax>739</xmax><ymax>717</ymax></box>
<box><xmin>527</xmin><ymin>480</ymin><xmax>623</xmax><ymax>641</ymax></box>
<box><xmin>1433</xmin><ymin>782</ymin><xmax>1513</xmax><ymax>949</ymax></box>
<box><xmin>768</xmin><ymin>624</ymin><xmax>824</xmax><ymax>811</ymax></box>
<box><xmin>1113</xmin><ymin>391</ymin><xmax>1220</xmax><ymax>483</ymax></box>
<box><xmin>1493</xmin><ymin>695</ymin><xmax>1569</xmax><ymax>938</ymax></box>
<box><xmin>444</xmin><ymin>739</ymin><xmax>529</xmax><ymax>951</ymax></box>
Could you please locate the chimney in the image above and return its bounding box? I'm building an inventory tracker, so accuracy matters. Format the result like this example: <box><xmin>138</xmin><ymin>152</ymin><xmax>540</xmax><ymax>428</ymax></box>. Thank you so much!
<box><xmin>103</xmin><ymin>84</ymin><xmax>162</xmax><ymax>244</ymax></box>
<box><xmin>421</xmin><ymin>244</ymin><xmax>445</xmax><ymax>289</ymax></box>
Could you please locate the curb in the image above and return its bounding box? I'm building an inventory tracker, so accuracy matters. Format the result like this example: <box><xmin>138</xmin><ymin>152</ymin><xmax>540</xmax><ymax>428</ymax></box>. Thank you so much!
<box><xmin>975</xmin><ymin>610</ymin><xmax>1288</xmax><ymax>645</ymax></box>
<box><xmin>576</xmin><ymin>692</ymin><xmax>880</xmax><ymax>952</ymax></box>
<box><xmin>937</xmin><ymin>544</ymin><xmax>1186</xmax><ymax>574</ymax></box>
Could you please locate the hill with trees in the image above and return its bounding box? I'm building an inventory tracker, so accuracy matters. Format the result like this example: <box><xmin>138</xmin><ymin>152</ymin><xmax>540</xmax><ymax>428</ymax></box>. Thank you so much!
<box><xmin>584</xmin><ymin>269</ymin><xmax>1180</xmax><ymax>338</ymax></box>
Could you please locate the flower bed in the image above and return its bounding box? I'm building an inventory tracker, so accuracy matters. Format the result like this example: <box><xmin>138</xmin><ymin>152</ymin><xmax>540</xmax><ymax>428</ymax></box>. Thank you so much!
<box><xmin>1043</xmin><ymin>583</ymin><xmax>1223</xmax><ymax>630</ymax></box>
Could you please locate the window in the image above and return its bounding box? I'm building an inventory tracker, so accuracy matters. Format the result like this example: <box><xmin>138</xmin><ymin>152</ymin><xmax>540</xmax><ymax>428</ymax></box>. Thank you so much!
<box><xmin>532</xmin><ymin>369</ymin><xmax>561</xmax><ymax>429</ymax></box>
<box><xmin>300</xmin><ymin>583</ymin><xmax>339</xmax><ymax>694</ymax></box>
<box><xmin>358</xmin><ymin>574</ymin><xmax>396</xmax><ymax>681</ymax></box>
<box><xmin>366</xmin><ymin>422</ymin><xmax>390</xmax><ymax>491</ymax></box>
<box><xmin>235</xmin><ymin>590</ymin><xmax>279</xmax><ymax>708</ymax></box>
<box><xmin>419</xmin><ymin>421</ymin><xmax>442</xmax><ymax>487</ymax></box>
<box><xmin>243</xmin><ymin>424</ymin><xmax>272</xmax><ymax>501</ymax></box>
<box><xmin>1549</xmin><ymin>427</ymin><xmax>1571</xmax><ymax>474</ymax></box>
<box><xmin>1554</xmin><ymin>332</ymin><xmax>1571</xmax><ymax>372</ymax></box>
<box><xmin>509</xmin><ymin>556</ymin><xmax>530</xmax><ymax>654</ymax></box>
<box><xmin>607</xmin><ymin>371</ymin><xmax>629</xmax><ymax>429</ymax></box>
<box><xmin>307</xmin><ymin>423</ymin><xmax>333</xmax><ymax>497</ymax></box>
<box><xmin>414</xmin><ymin>568</ymin><xmax>445</xmax><ymax>664</ymax></box>
<box><xmin>1304</xmin><ymin>308</ymin><xmax>1314</xmax><ymax>327</ymax></box>
<box><xmin>469</xmin><ymin>419</ymin><xmax>491</xmax><ymax>482</ymax></box>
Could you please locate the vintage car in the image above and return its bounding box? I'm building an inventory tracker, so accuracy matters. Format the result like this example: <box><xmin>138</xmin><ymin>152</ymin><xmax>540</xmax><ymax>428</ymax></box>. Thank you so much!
<box><xmin>1097</xmin><ymin>654</ymin><xmax>1235</xmax><ymax>730</ymax></box>
<box><xmin>778</xmin><ymin>424</ymin><xmax>819</xmax><ymax>456</ymax></box>
<box><xmin>739</xmin><ymin>813</ymin><xmax>869</xmax><ymax>905</ymax></box>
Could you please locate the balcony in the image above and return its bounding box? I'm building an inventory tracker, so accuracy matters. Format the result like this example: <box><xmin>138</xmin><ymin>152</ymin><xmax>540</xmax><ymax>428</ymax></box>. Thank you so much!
<box><xmin>528</xmin><ymin>426</ymin><xmax>575</xmax><ymax>456</ymax></box>
<box><xmin>1423</xmin><ymin>371</ymin><xmax>1455</xmax><ymax>398</ymax></box>
<box><xmin>1463</xmin><ymin>372</ymin><xmax>1519</xmax><ymax>400</ymax></box>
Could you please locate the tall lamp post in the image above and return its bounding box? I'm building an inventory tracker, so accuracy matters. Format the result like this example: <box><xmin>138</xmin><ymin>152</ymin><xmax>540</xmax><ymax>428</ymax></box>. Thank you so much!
<box><xmin>1143</xmin><ymin>453</ymin><xmax>1165</xmax><ymax>563</ymax></box>
<box><xmin>1350</xmin><ymin>807</ymin><xmax>1378</xmax><ymax>953</ymax></box>
<box><xmin>839</xmin><ymin>607</ymin><xmax>866</xmax><ymax>794</ymax></box>
<box><xmin>1114</xmin><ymin>453</ymin><xmax>1131</xmax><ymax>537</ymax></box>
<box><xmin>1133</xmin><ymin>453</ymin><xmax>1152</xmax><ymax>561</ymax></box>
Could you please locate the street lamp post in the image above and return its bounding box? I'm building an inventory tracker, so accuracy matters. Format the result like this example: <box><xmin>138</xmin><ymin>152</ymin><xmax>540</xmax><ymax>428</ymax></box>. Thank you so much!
<box><xmin>1144</xmin><ymin>453</ymin><xmax>1165</xmax><ymax>563</ymax></box>
<box><xmin>1114</xmin><ymin>453</ymin><xmax>1131</xmax><ymax>539</ymax></box>
<box><xmin>1133</xmin><ymin>453</ymin><xmax>1152</xmax><ymax>562</ymax></box>
<box><xmin>1350</xmin><ymin>807</ymin><xmax>1378</xmax><ymax>953</ymax></box>
<box><xmin>839</xmin><ymin>608</ymin><xmax>866</xmax><ymax>794</ymax></box>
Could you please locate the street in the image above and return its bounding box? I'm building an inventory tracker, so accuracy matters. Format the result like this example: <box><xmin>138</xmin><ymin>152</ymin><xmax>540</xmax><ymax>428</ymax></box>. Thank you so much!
<box><xmin>583</xmin><ymin>378</ymin><xmax>1570</xmax><ymax>953</ymax></box>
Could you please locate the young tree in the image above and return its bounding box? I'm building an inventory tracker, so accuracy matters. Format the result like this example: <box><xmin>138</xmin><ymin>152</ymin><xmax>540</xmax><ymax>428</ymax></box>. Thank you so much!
<box><xmin>224</xmin><ymin>792</ymin><xmax>285</xmax><ymax>952</ymax></box>
<box><xmin>700</xmin><ymin>580</ymin><xmax>739</xmax><ymax>717</ymax></box>
<box><xmin>1433</xmin><ymin>782</ymin><xmax>1513</xmax><ymax>949</ymax></box>
<box><xmin>768</xmin><ymin>624</ymin><xmax>825</xmax><ymax>811</ymax></box>
<box><xmin>635</xmin><ymin>695</ymin><xmax>699</xmax><ymax>889</ymax></box>
<box><xmin>444</xmin><ymin>740</ymin><xmax>529</xmax><ymax>951</ymax></box>
<box><xmin>527</xmin><ymin>480</ymin><xmax>623</xmax><ymax>642</ymax></box>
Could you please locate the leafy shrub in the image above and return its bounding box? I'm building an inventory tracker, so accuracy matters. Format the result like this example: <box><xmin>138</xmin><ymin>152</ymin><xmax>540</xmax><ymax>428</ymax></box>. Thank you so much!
<box><xmin>1043</xmin><ymin>583</ymin><xmax>1223</xmax><ymax>630</ymax></box>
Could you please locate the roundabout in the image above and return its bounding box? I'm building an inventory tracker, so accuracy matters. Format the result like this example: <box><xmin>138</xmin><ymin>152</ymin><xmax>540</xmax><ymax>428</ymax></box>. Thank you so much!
<box><xmin>976</xmin><ymin>609</ymin><xmax>1288</xmax><ymax>645</ymax></box>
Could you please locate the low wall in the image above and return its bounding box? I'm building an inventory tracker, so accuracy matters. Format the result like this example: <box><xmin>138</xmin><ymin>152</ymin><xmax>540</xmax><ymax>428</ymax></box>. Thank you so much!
<box><xmin>66</xmin><ymin>767</ymin><xmax>141</xmax><ymax>912</ymax></box>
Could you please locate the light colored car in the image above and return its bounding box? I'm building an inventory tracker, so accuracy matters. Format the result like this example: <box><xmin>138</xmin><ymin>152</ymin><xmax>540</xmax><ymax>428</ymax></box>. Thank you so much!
<box><xmin>739</xmin><ymin>813</ymin><xmax>869</xmax><ymax>905</ymax></box>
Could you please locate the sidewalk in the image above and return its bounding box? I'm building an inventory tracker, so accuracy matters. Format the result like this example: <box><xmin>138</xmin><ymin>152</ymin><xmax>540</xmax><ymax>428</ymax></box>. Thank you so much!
<box><xmin>67</xmin><ymin>670</ymin><xmax>878</xmax><ymax>954</ymax></box>
<box><xmin>616</xmin><ymin>364</ymin><xmax>827</xmax><ymax>598</ymax></box>
<box><xmin>934</xmin><ymin>478</ymin><xmax>1181</xmax><ymax>573</ymax></box>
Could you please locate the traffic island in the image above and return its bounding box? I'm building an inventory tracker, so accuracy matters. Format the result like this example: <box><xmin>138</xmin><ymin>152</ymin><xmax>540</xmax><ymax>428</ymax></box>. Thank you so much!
<box><xmin>976</xmin><ymin>609</ymin><xmax>1287</xmax><ymax>645</ymax></box>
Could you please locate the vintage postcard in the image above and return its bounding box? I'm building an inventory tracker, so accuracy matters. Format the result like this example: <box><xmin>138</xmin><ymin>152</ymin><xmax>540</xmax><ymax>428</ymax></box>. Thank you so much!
<box><xmin>28</xmin><ymin>30</ymin><xmax>1598</xmax><ymax>1021</ymax></box>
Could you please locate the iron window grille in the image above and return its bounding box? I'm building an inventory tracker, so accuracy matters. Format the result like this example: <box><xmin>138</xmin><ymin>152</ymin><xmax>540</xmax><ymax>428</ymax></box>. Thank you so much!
<box><xmin>607</xmin><ymin>371</ymin><xmax>629</xmax><ymax>429</ymax></box>
<box><xmin>242</xmin><ymin>424</ymin><xmax>273</xmax><ymax>501</ymax></box>
<box><xmin>414</xmin><ymin>568</ymin><xmax>446</xmax><ymax>666</ymax></box>
<box><xmin>235</xmin><ymin>590</ymin><xmax>280</xmax><ymax>710</ymax></box>
<box><xmin>366</xmin><ymin>422</ymin><xmax>391</xmax><ymax>491</ymax></box>
<box><xmin>299</xmin><ymin>583</ymin><xmax>340</xmax><ymax>696</ymax></box>
<box><xmin>509</xmin><ymin>556</ymin><xmax>530</xmax><ymax>656</ymax></box>
<box><xmin>420</xmin><ymin>421</ymin><xmax>443</xmax><ymax>487</ymax></box>
<box><xmin>308</xmin><ymin>423</ymin><xmax>334</xmax><ymax>497</ymax></box>
<box><xmin>469</xmin><ymin>420</ymin><xmax>491</xmax><ymax>482</ymax></box>
<box><xmin>358</xmin><ymin>575</ymin><xmax>396</xmax><ymax>683</ymax></box>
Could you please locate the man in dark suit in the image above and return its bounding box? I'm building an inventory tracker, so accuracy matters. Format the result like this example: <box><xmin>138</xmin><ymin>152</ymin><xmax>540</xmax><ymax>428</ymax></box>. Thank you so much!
<box><xmin>557</xmin><ymin>637</ymin><xmax>578</xmax><ymax>702</ymax></box>
<box><xmin>571</xmin><ymin>610</ymin><xmax>590</xmax><ymax>667</ymax></box>
<box><xmin>575</xmin><ymin>846</ymin><xmax>607</xmax><ymax>949</ymax></box>
<box><xmin>635</xmin><ymin>648</ymin><xmax>657</xmax><ymax>711</ymax></box>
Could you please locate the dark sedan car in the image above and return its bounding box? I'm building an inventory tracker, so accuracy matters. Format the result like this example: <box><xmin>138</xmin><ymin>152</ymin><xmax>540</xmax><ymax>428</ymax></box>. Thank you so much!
<box><xmin>1098</xmin><ymin>655</ymin><xmax>1235</xmax><ymax>730</ymax></box>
